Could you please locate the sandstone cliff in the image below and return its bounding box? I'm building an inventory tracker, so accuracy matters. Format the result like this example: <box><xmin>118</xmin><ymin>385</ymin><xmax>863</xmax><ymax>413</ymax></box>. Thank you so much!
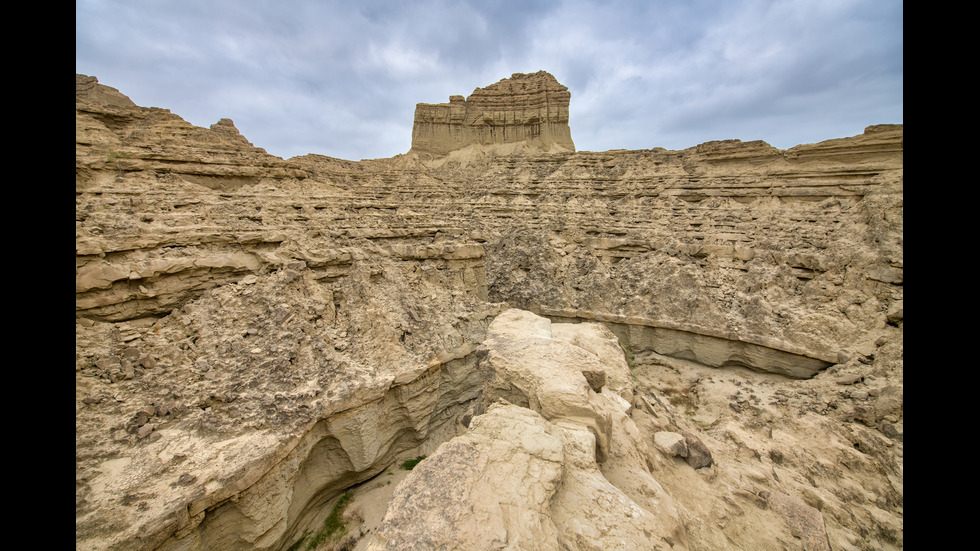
<box><xmin>76</xmin><ymin>72</ymin><xmax>902</xmax><ymax>551</ymax></box>
<box><xmin>410</xmin><ymin>71</ymin><xmax>575</xmax><ymax>157</ymax></box>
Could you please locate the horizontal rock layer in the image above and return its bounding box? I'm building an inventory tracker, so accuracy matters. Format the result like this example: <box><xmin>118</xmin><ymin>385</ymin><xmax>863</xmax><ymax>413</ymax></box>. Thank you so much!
<box><xmin>411</xmin><ymin>71</ymin><xmax>575</xmax><ymax>156</ymax></box>
<box><xmin>76</xmin><ymin>122</ymin><xmax>903</xmax><ymax>364</ymax></box>
<box><xmin>76</xmin><ymin>73</ymin><xmax>903</xmax><ymax>551</ymax></box>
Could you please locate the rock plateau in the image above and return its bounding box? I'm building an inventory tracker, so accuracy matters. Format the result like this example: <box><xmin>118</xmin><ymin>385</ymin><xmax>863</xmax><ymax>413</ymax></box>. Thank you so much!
<box><xmin>76</xmin><ymin>72</ymin><xmax>903</xmax><ymax>551</ymax></box>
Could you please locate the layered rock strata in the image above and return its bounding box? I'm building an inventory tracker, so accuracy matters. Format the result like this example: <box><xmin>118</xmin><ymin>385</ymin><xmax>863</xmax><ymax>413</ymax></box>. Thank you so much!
<box><xmin>366</xmin><ymin>309</ymin><xmax>689</xmax><ymax>550</ymax></box>
<box><xmin>410</xmin><ymin>71</ymin><xmax>575</xmax><ymax>157</ymax></box>
<box><xmin>75</xmin><ymin>250</ymin><xmax>502</xmax><ymax>551</ymax></box>
<box><xmin>76</xmin><ymin>74</ymin><xmax>309</xmax><ymax>194</ymax></box>
<box><xmin>76</xmin><ymin>72</ymin><xmax>903</xmax><ymax>551</ymax></box>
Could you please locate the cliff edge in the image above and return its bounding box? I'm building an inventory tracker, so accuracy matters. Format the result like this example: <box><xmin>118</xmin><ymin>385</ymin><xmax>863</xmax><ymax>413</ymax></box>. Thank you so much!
<box><xmin>410</xmin><ymin>71</ymin><xmax>575</xmax><ymax>157</ymax></box>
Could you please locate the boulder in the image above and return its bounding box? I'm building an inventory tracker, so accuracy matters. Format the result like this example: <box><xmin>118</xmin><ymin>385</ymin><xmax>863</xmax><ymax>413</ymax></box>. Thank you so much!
<box><xmin>654</xmin><ymin>431</ymin><xmax>689</xmax><ymax>458</ymax></box>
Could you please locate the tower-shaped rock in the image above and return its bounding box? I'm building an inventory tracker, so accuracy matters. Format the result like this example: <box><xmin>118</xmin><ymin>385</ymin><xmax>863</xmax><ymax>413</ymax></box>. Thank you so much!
<box><xmin>410</xmin><ymin>71</ymin><xmax>575</xmax><ymax>156</ymax></box>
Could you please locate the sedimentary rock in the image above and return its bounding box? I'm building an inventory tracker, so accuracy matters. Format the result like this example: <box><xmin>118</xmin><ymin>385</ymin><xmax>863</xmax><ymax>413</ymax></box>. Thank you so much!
<box><xmin>654</xmin><ymin>431</ymin><xmax>690</xmax><ymax>458</ymax></box>
<box><xmin>760</xmin><ymin>490</ymin><xmax>832</xmax><ymax>551</ymax></box>
<box><xmin>75</xmin><ymin>255</ymin><xmax>502</xmax><ymax>551</ymax></box>
<box><xmin>76</xmin><ymin>72</ymin><xmax>903</xmax><ymax>551</ymax></box>
<box><xmin>367</xmin><ymin>310</ymin><xmax>688</xmax><ymax>550</ymax></box>
<box><xmin>77</xmin><ymin>74</ymin><xmax>138</xmax><ymax>108</ymax></box>
<box><xmin>75</xmin><ymin>73</ymin><xmax>308</xmax><ymax>195</ymax></box>
<box><xmin>410</xmin><ymin>71</ymin><xmax>575</xmax><ymax>157</ymax></box>
<box><xmin>681</xmin><ymin>432</ymin><xmax>713</xmax><ymax>469</ymax></box>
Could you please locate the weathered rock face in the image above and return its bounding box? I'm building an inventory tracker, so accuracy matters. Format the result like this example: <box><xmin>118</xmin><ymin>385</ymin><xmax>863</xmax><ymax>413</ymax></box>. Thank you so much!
<box><xmin>77</xmin><ymin>74</ymin><xmax>138</xmax><ymax>108</ymax></box>
<box><xmin>75</xmin><ymin>74</ymin><xmax>309</xmax><ymax>195</ymax></box>
<box><xmin>76</xmin><ymin>72</ymin><xmax>902</xmax><ymax>551</ymax></box>
<box><xmin>410</xmin><ymin>71</ymin><xmax>575</xmax><ymax>157</ymax></box>
<box><xmin>366</xmin><ymin>310</ymin><xmax>688</xmax><ymax>550</ymax></box>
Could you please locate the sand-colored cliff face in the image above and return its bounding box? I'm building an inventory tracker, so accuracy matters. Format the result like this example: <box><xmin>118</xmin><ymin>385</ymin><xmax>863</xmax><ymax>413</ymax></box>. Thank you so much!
<box><xmin>410</xmin><ymin>71</ymin><xmax>575</xmax><ymax>157</ymax></box>
<box><xmin>76</xmin><ymin>73</ymin><xmax>902</xmax><ymax>551</ymax></box>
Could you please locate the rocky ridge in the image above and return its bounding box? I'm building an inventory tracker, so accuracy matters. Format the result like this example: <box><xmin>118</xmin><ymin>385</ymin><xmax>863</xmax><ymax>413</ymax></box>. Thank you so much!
<box><xmin>76</xmin><ymin>72</ymin><xmax>902</xmax><ymax>551</ymax></box>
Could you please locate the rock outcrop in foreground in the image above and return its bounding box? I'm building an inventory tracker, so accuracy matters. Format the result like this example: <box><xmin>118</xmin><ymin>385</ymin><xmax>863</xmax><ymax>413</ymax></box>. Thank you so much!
<box><xmin>367</xmin><ymin>309</ymin><xmax>689</xmax><ymax>550</ymax></box>
<box><xmin>76</xmin><ymin>72</ymin><xmax>902</xmax><ymax>551</ymax></box>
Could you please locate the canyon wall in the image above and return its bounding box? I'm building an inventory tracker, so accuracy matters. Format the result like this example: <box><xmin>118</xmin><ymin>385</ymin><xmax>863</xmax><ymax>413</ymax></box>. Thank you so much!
<box><xmin>76</xmin><ymin>73</ymin><xmax>903</xmax><ymax>551</ymax></box>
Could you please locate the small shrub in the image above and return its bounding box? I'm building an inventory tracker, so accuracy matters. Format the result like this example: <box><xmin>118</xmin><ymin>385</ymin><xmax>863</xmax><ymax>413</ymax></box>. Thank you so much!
<box><xmin>400</xmin><ymin>455</ymin><xmax>426</xmax><ymax>470</ymax></box>
<box><xmin>621</xmin><ymin>344</ymin><xmax>636</xmax><ymax>370</ymax></box>
<box><xmin>296</xmin><ymin>491</ymin><xmax>356</xmax><ymax>550</ymax></box>
<box><xmin>662</xmin><ymin>385</ymin><xmax>696</xmax><ymax>411</ymax></box>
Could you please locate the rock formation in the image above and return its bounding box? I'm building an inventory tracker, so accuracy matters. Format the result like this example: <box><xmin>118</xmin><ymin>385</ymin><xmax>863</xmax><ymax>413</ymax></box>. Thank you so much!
<box><xmin>366</xmin><ymin>310</ymin><xmax>689</xmax><ymax>550</ymax></box>
<box><xmin>76</xmin><ymin>72</ymin><xmax>903</xmax><ymax>551</ymax></box>
<box><xmin>410</xmin><ymin>71</ymin><xmax>575</xmax><ymax>157</ymax></box>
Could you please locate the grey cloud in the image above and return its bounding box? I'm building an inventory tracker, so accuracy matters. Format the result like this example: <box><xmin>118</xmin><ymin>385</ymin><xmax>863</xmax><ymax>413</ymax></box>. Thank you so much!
<box><xmin>76</xmin><ymin>0</ymin><xmax>902</xmax><ymax>160</ymax></box>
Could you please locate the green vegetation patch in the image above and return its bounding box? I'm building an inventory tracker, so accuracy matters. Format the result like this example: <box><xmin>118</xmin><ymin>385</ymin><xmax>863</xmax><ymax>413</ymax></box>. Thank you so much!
<box><xmin>399</xmin><ymin>455</ymin><xmax>426</xmax><ymax>470</ymax></box>
<box><xmin>621</xmin><ymin>343</ymin><xmax>636</xmax><ymax>370</ymax></box>
<box><xmin>289</xmin><ymin>491</ymin><xmax>356</xmax><ymax>551</ymax></box>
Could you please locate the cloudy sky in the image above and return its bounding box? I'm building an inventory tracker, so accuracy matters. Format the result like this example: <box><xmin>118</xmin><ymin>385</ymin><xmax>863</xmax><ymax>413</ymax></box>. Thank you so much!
<box><xmin>76</xmin><ymin>0</ymin><xmax>902</xmax><ymax>161</ymax></box>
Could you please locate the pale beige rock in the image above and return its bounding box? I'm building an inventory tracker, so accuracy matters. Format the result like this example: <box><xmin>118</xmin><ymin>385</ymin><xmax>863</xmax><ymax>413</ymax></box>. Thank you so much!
<box><xmin>410</xmin><ymin>71</ymin><xmax>575</xmax><ymax>157</ymax></box>
<box><xmin>367</xmin><ymin>404</ymin><xmax>566</xmax><ymax>551</ymax></box>
<box><xmin>653</xmin><ymin>431</ymin><xmax>689</xmax><ymax>457</ymax></box>
<box><xmin>76</xmin><ymin>74</ymin><xmax>137</xmax><ymax>108</ymax></box>
<box><xmin>368</xmin><ymin>311</ymin><xmax>689</xmax><ymax>550</ymax></box>
<box><xmin>75</xmin><ymin>72</ymin><xmax>902</xmax><ymax>551</ymax></box>
<box><xmin>760</xmin><ymin>490</ymin><xmax>832</xmax><ymax>551</ymax></box>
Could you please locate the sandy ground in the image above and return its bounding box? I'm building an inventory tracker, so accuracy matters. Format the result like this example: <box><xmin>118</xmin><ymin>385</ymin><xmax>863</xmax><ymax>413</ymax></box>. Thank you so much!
<box><xmin>628</xmin><ymin>347</ymin><xmax>903</xmax><ymax>551</ymax></box>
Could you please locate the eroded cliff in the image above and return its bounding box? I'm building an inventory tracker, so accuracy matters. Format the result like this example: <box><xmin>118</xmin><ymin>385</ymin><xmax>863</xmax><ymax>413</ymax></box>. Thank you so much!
<box><xmin>410</xmin><ymin>71</ymin><xmax>575</xmax><ymax>157</ymax></box>
<box><xmin>76</xmin><ymin>72</ymin><xmax>902</xmax><ymax>551</ymax></box>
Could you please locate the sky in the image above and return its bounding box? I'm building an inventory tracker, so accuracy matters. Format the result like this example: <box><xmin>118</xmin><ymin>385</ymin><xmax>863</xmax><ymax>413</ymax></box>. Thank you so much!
<box><xmin>76</xmin><ymin>0</ymin><xmax>902</xmax><ymax>161</ymax></box>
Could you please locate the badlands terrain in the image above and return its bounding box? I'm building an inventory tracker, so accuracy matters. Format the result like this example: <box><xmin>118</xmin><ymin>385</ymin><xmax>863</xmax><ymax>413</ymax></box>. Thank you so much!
<box><xmin>75</xmin><ymin>71</ymin><xmax>903</xmax><ymax>551</ymax></box>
